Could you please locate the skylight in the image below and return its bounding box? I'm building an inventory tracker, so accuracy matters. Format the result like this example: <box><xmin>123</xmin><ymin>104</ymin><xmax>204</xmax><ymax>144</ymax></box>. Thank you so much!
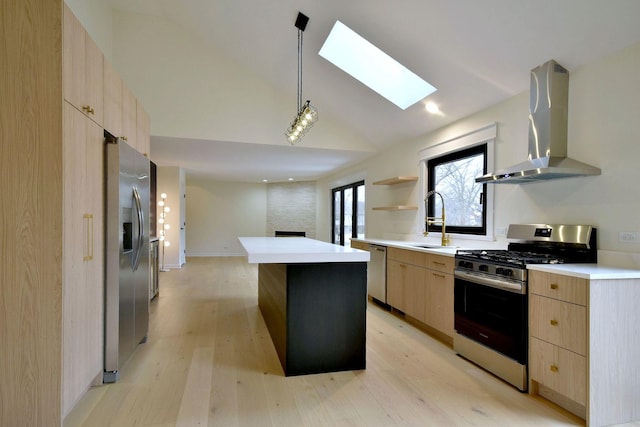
<box><xmin>319</xmin><ymin>20</ymin><xmax>436</xmax><ymax>110</ymax></box>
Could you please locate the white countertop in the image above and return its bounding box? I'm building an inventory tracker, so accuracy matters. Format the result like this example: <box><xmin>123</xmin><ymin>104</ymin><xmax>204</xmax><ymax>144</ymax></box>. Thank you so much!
<box><xmin>527</xmin><ymin>263</ymin><xmax>640</xmax><ymax>280</ymax></box>
<box><xmin>351</xmin><ymin>238</ymin><xmax>458</xmax><ymax>257</ymax></box>
<box><xmin>353</xmin><ymin>238</ymin><xmax>640</xmax><ymax>279</ymax></box>
<box><xmin>238</xmin><ymin>237</ymin><xmax>370</xmax><ymax>264</ymax></box>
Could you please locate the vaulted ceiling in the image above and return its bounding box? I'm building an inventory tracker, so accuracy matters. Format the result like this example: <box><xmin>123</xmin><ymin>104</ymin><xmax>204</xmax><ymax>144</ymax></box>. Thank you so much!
<box><xmin>109</xmin><ymin>0</ymin><xmax>640</xmax><ymax>182</ymax></box>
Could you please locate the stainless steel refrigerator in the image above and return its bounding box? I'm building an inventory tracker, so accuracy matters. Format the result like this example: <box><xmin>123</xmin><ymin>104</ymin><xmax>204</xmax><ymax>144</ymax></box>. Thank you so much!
<box><xmin>104</xmin><ymin>136</ymin><xmax>150</xmax><ymax>383</ymax></box>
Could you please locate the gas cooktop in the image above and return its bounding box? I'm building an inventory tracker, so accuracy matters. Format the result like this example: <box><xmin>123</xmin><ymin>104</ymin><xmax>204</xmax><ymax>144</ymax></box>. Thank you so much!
<box><xmin>455</xmin><ymin>249</ymin><xmax>566</xmax><ymax>267</ymax></box>
<box><xmin>455</xmin><ymin>224</ymin><xmax>598</xmax><ymax>269</ymax></box>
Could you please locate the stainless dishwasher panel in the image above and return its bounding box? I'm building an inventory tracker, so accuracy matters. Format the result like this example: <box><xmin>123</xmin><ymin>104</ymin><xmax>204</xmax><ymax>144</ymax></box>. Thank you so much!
<box><xmin>367</xmin><ymin>245</ymin><xmax>387</xmax><ymax>303</ymax></box>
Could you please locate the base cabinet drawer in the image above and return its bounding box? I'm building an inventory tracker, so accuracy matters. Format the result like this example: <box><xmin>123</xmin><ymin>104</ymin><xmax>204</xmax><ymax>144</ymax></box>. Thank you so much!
<box><xmin>388</xmin><ymin>247</ymin><xmax>426</xmax><ymax>267</ymax></box>
<box><xmin>529</xmin><ymin>271</ymin><xmax>587</xmax><ymax>305</ymax></box>
<box><xmin>530</xmin><ymin>294</ymin><xmax>586</xmax><ymax>355</ymax></box>
<box><xmin>530</xmin><ymin>337</ymin><xmax>586</xmax><ymax>406</ymax></box>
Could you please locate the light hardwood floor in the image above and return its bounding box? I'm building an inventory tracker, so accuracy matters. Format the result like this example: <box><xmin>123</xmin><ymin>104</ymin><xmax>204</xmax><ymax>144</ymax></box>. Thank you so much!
<box><xmin>65</xmin><ymin>257</ymin><xmax>589</xmax><ymax>427</ymax></box>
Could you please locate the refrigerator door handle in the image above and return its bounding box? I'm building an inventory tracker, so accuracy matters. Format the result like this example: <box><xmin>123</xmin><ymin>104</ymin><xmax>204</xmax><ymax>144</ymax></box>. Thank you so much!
<box><xmin>132</xmin><ymin>186</ymin><xmax>144</xmax><ymax>271</ymax></box>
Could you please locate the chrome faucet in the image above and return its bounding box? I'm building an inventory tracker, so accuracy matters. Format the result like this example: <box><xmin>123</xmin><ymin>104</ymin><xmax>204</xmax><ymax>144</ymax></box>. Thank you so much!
<box><xmin>424</xmin><ymin>190</ymin><xmax>449</xmax><ymax>246</ymax></box>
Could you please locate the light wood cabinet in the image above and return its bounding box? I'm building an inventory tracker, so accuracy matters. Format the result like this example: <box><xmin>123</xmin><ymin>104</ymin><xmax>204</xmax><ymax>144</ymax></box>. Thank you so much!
<box><xmin>529</xmin><ymin>272</ymin><xmax>587</xmax><ymax>413</ymax></box>
<box><xmin>386</xmin><ymin>259</ymin><xmax>406</xmax><ymax>311</ymax></box>
<box><xmin>103</xmin><ymin>59</ymin><xmax>123</xmax><ymax>137</ymax></box>
<box><xmin>388</xmin><ymin>247</ymin><xmax>426</xmax><ymax>267</ymax></box>
<box><xmin>530</xmin><ymin>294</ymin><xmax>586</xmax><ymax>355</ymax></box>
<box><xmin>387</xmin><ymin>248</ymin><xmax>454</xmax><ymax>340</ymax></box>
<box><xmin>424</xmin><ymin>261</ymin><xmax>454</xmax><ymax>337</ymax></box>
<box><xmin>136</xmin><ymin>102</ymin><xmax>151</xmax><ymax>157</ymax></box>
<box><xmin>121</xmin><ymin>84</ymin><xmax>138</xmax><ymax>149</ymax></box>
<box><xmin>3</xmin><ymin>2</ymin><xmax>106</xmax><ymax>422</ymax></box>
<box><xmin>63</xmin><ymin>5</ymin><xmax>103</xmax><ymax>126</ymax></box>
<box><xmin>387</xmin><ymin>247</ymin><xmax>425</xmax><ymax>313</ymax></box>
<box><xmin>530</xmin><ymin>336</ymin><xmax>587</xmax><ymax>406</ymax></box>
<box><xmin>402</xmin><ymin>263</ymin><xmax>427</xmax><ymax>321</ymax></box>
<box><xmin>529</xmin><ymin>271</ymin><xmax>587</xmax><ymax>305</ymax></box>
<box><xmin>529</xmin><ymin>270</ymin><xmax>640</xmax><ymax>426</ymax></box>
<box><xmin>349</xmin><ymin>240</ymin><xmax>369</xmax><ymax>251</ymax></box>
<box><xmin>103</xmin><ymin>60</ymin><xmax>151</xmax><ymax>158</ymax></box>
<box><xmin>62</xmin><ymin>101</ymin><xmax>104</xmax><ymax>416</ymax></box>
<box><xmin>1</xmin><ymin>3</ymin><xmax>151</xmax><ymax>423</ymax></box>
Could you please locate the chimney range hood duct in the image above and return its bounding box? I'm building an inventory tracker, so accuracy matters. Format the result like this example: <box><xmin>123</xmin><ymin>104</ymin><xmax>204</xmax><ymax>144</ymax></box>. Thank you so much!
<box><xmin>475</xmin><ymin>60</ymin><xmax>601</xmax><ymax>184</ymax></box>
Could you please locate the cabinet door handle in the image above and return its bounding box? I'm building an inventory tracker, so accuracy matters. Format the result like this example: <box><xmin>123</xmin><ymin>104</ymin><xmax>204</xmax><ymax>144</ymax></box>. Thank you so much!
<box><xmin>82</xmin><ymin>104</ymin><xmax>95</xmax><ymax>115</ymax></box>
<box><xmin>550</xmin><ymin>365</ymin><xmax>559</xmax><ymax>373</ymax></box>
<box><xmin>432</xmin><ymin>261</ymin><xmax>446</xmax><ymax>266</ymax></box>
<box><xmin>121</xmin><ymin>136</ymin><xmax>128</xmax><ymax>141</ymax></box>
<box><xmin>550</xmin><ymin>319</ymin><xmax>558</xmax><ymax>326</ymax></box>
<box><xmin>432</xmin><ymin>273</ymin><xmax>445</xmax><ymax>279</ymax></box>
<box><xmin>83</xmin><ymin>213</ymin><xmax>93</xmax><ymax>261</ymax></box>
<box><xmin>550</xmin><ymin>283</ymin><xmax>559</xmax><ymax>290</ymax></box>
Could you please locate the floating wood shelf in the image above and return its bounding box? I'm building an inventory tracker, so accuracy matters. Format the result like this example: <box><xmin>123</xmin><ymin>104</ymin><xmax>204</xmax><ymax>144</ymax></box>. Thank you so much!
<box><xmin>372</xmin><ymin>205</ymin><xmax>418</xmax><ymax>211</ymax></box>
<box><xmin>372</xmin><ymin>176</ymin><xmax>418</xmax><ymax>185</ymax></box>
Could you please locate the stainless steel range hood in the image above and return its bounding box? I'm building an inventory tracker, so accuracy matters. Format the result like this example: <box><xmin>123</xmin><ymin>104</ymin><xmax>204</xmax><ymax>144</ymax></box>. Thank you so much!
<box><xmin>476</xmin><ymin>60</ymin><xmax>601</xmax><ymax>184</ymax></box>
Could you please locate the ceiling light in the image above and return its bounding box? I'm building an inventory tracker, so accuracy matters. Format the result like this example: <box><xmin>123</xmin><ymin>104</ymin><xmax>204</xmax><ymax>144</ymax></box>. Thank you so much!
<box><xmin>425</xmin><ymin>101</ymin><xmax>440</xmax><ymax>114</ymax></box>
<box><xmin>285</xmin><ymin>12</ymin><xmax>318</xmax><ymax>145</ymax></box>
<box><xmin>319</xmin><ymin>21</ymin><xmax>436</xmax><ymax>110</ymax></box>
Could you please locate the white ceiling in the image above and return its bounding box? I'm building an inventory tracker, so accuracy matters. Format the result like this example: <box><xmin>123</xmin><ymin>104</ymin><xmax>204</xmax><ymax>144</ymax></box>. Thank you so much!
<box><xmin>111</xmin><ymin>0</ymin><xmax>640</xmax><ymax>182</ymax></box>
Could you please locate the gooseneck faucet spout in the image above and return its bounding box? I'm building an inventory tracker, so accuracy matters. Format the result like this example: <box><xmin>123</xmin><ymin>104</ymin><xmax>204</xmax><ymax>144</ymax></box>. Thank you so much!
<box><xmin>424</xmin><ymin>190</ymin><xmax>449</xmax><ymax>246</ymax></box>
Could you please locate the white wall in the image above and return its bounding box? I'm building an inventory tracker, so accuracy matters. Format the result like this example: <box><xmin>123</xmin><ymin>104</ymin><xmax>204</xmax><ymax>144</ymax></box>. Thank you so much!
<box><xmin>318</xmin><ymin>42</ymin><xmax>640</xmax><ymax>264</ymax></box>
<box><xmin>186</xmin><ymin>178</ymin><xmax>267</xmax><ymax>256</ymax></box>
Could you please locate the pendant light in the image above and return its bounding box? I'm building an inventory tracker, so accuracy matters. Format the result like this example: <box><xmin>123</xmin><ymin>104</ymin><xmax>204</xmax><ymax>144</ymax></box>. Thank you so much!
<box><xmin>285</xmin><ymin>12</ymin><xmax>318</xmax><ymax>145</ymax></box>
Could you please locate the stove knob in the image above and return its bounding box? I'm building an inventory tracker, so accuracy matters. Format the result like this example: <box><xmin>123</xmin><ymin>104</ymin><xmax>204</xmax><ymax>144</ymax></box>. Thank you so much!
<box><xmin>479</xmin><ymin>264</ymin><xmax>489</xmax><ymax>272</ymax></box>
<box><xmin>458</xmin><ymin>261</ymin><xmax>473</xmax><ymax>269</ymax></box>
<box><xmin>503</xmin><ymin>269</ymin><xmax>513</xmax><ymax>277</ymax></box>
<box><xmin>496</xmin><ymin>267</ymin><xmax>504</xmax><ymax>275</ymax></box>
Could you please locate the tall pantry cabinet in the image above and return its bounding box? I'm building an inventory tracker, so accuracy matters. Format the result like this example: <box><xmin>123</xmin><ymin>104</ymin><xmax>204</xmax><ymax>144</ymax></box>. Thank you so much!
<box><xmin>1</xmin><ymin>1</ymin><xmax>65</xmax><ymax>425</ymax></box>
<box><xmin>62</xmin><ymin>5</ymin><xmax>105</xmax><ymax>417</ymax></box>
<box><xmin>1</xmin><ymin>2</ymin><xmax>151</xmax><ymax>425</ymax></box>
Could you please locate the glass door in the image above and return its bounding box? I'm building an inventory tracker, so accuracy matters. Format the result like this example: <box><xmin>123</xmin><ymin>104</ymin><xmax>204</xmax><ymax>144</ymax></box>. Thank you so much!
<box><xmin>332</xmin><ymin>181</ymin><xmax>365</xmax><ymax>246</ymax></box>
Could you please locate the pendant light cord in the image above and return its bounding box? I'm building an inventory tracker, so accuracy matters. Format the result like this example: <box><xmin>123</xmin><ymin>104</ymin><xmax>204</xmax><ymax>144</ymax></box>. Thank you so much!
<box><xmin>297</xmin><ymin>28</ymin><xmax>303</xmax><ymax>112</ymax></box>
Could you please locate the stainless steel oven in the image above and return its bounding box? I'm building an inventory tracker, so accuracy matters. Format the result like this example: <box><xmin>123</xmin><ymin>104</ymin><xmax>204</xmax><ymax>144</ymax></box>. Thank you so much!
<box><xmin>454</xmin><ymin>262</ymin><xmax>528</xmax><ymax>390</ymax></box>
<box><xmin>453</xmin><ymin>224</ymin><xmax>597</xmax><ymax>392</ymax></box>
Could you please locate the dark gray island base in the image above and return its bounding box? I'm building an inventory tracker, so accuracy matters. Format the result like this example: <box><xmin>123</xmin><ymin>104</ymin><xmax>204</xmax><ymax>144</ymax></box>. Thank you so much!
<box><xmin>258</xmin><ymin>262</ymin><xmax>367</xmax><ymax>376</ymax></box>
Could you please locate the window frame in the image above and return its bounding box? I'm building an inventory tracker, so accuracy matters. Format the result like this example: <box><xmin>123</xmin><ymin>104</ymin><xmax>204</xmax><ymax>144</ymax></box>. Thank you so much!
<box><xmin>418</xmin><ymin>123</ymin><xmax>496</xmax><ymax>241</ymax></box>
<box><xmin>426</xmin><ymin>144</ymin><xmax>487</xmax><ymax>235</ymax></box>
<box><xmin>331</xmin><ymin>180</ymin><xmax>365</xmax><ymax>246</ymax></box>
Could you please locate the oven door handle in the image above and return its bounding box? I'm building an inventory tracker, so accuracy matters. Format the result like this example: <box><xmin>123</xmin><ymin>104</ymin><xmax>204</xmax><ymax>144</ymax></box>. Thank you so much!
<box><xmin>454</xmin><ymin>270</ymin><xmax>525</xmax><ymax>294</ymax></box>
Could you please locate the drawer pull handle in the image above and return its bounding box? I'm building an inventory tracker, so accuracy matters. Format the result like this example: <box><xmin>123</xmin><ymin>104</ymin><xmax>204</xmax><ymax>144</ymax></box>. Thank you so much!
<box><xmin>432</xmin><ymin>273</ymin><xmax>445</xmax><ymax>279</ymax></box>
<box><xmin>550</xmin><ymin>319</ymin><xmax>558</xmax><ymax>326</ymax></box>
<box><xmin>82</xmin><ymin>104</ymin><xmax>95</xmax><ymax>114</ymax></box>
<box><xmin>550</xmin><ymin>283</ymin><xmax>559</xmax><ymax>290</ymax></box>
<box><xmin>550</xmin><ymin>365</ymin><xmax>559</xmax><ymax>373</ymax></box>
<box><xmin>433</xmin><ymin>261</ymin><xmax>446</xmax><ymax>266</ymax></box>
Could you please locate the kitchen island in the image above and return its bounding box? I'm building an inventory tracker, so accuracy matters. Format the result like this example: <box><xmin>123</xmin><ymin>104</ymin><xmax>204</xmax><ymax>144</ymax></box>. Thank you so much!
<box><xmin>238</xmin><ymin>237</ymin><xmax>370</xmax><ymax>376</ymax></box>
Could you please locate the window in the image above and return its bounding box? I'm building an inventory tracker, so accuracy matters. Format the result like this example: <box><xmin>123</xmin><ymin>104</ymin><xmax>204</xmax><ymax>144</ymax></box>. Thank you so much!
<box><xmin>427</xmin><ymin>145</ymin><xmax>487</xmax><ymax>235</ymax></box>
<box><xmin>419</xmin><ymin>123</ymin><xmax>496</xmax><ymax>239</ymax></box>
<box><xmin>332</xmin><ymin>181</ymin><xmax>365</xmax><ymax>246</ymax></box>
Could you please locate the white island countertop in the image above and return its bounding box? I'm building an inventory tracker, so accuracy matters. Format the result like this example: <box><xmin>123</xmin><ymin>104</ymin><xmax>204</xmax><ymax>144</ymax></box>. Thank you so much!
<box><xmin>238</xmin><ymin>237</ymin><xmax>371</xmax><ymax>264</ymax></box>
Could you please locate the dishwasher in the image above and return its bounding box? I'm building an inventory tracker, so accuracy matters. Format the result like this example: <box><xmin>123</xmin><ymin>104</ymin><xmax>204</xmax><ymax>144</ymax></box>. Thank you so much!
<box><xmin>367</xmin><ymin>244</ymin><xmax>387</xmax><ymax>303</ymax></box>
